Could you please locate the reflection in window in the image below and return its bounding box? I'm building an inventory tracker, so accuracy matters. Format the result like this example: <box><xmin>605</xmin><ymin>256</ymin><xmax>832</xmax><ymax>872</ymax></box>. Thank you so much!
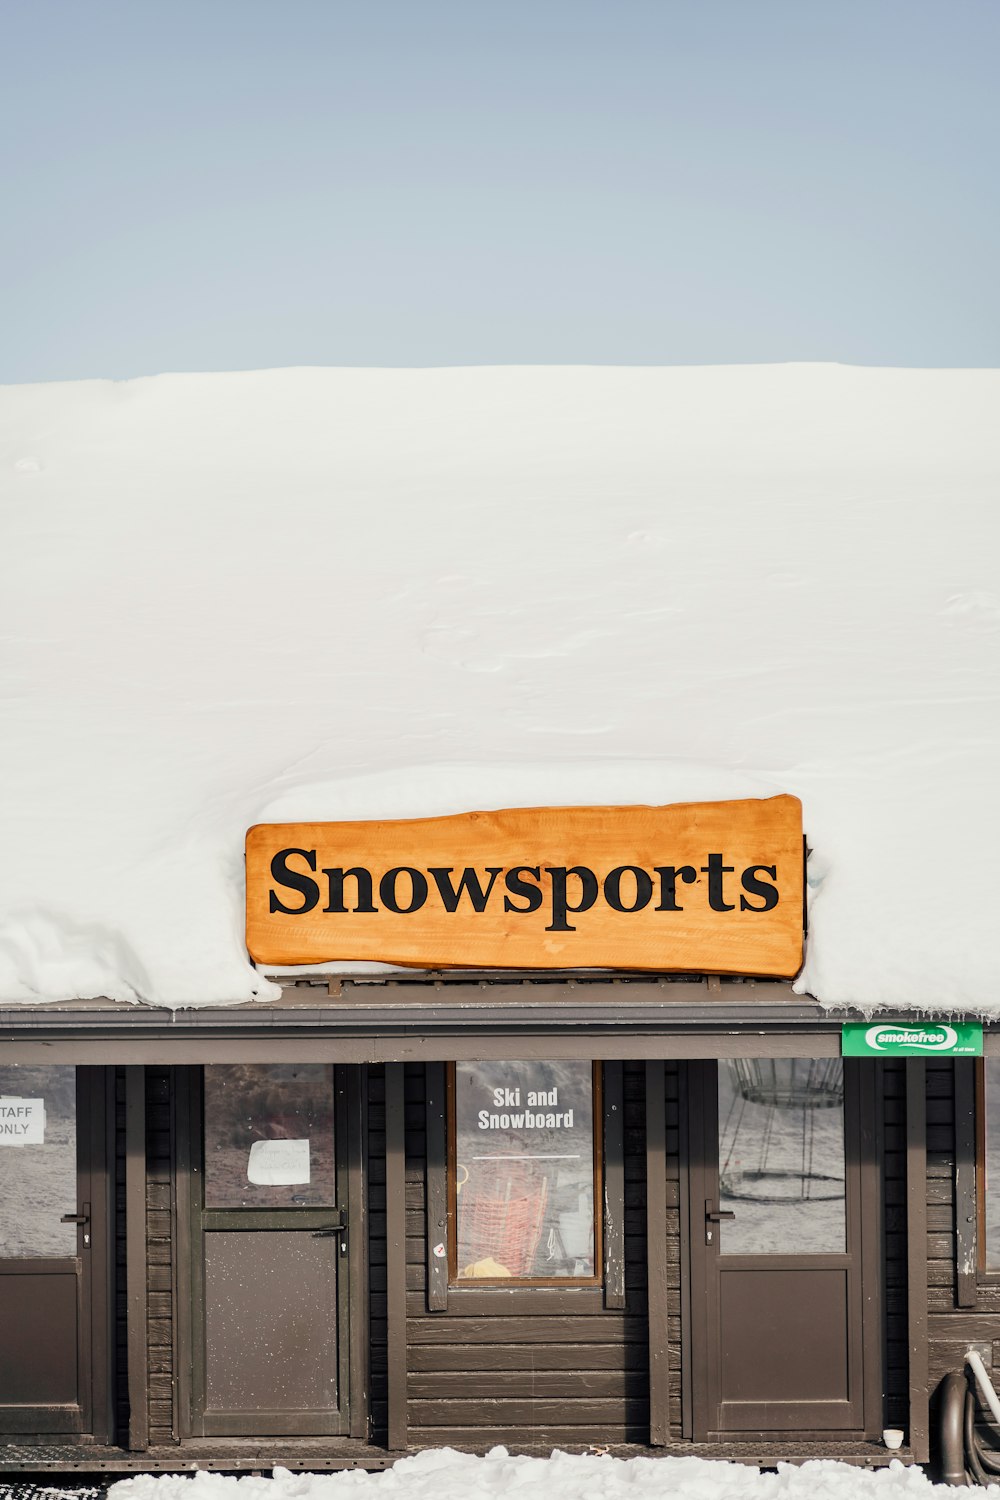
<box><xmin>0</xmin><ymin>1064</ymin><xmax>77</xmax><ymax>1258</ymax></box>
<box><xmin>718</xmin><ymin>1059</ymin><xmax>846</xmax><ymax>1255</ymax></box>
<box><xmin>451</xmin><ymin>1061</ymin><xmax>599</xmax><ymax>1282</ymax></box>
<box><xmin>204</xmin><ymin>1064</ymin><xmax>336</xmax><ymax>1209</ymax></box>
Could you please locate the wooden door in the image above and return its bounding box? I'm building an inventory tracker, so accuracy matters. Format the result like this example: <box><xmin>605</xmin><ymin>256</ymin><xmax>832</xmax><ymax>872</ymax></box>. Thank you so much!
<box><xmin>0</xmin><ymin>1065</ymin><xmax>110</xmax><ymax>1439</ymax></box>
<box><xmin>687</xmin><ymin>1058</ymin><xmax>879</xmax><ymax>1439</ymax></box>
<box><xmin>182</xmin><ymin>1064</ymin><xmax>351</xmax><ymax>1438</ymax></box>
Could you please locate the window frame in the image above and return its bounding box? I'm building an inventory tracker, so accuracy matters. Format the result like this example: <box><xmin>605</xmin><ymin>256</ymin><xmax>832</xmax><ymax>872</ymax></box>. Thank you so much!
<box><xmin>446</xmin><ymin>1059</ymin><xmax>604</xmax><ymax>1289</ymax></box>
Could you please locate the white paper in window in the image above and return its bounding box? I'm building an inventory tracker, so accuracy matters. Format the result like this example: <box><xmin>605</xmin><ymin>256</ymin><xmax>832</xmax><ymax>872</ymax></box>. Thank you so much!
<box><xmin>247</xmin><ymin>1138</ymin><xmax>310</xmax><ymax>1185</ymax></box>
<box><xmin>0</xmin><ymin>1098</ymin><xmax>45</xmax><ymax>1146</ymax></box>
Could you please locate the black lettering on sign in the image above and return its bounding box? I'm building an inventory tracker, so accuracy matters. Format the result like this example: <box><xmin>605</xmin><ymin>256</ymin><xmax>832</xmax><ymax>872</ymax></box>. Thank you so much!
<box><xmin>379</xmin><ymin>866</ymin><xmax>429</xmax><ymax>914</ymax></box>
<box><xmin>323</xmin><ymin>866</ymin><xmax>378</xmax><ymax>914</ymax></box>
<box><xmin>545</xmin><ymin>865</ymin><xmax>599</xmax><ymax>932</ymax></box>
<box><xmin>269</xmin><ymin>848</ymin><xmax>320</xmax><ymax>914</ymax></box>
<box><xmin>653</xmin><ymin>864</ymin><xmax>697</xmax><ymax>911</ymax></box>
<box><xmin>603</xmin><ymin>865</ymin><xmax>654</xmax><ymax>913</ymax></box>
<box><xmin>701</xmin><ymin>853</ymin><xmax>736</xmax><ymax>912</ymax></box>
<box><xmin>268</xmin><ymin>854</ymin><xmax>784</xmax><ymax>920</ymax></box>
<box><xmin>503</xmin><ymin>866</ymin><xmax>544</xmax><ymax>913</ymax></box>
<box><xmin>428</xmin><ymin>866</ymin><xmax>503</xmax><ymax>912</ymax></box>
<box><xmin>740</xmin><ymin>864</ymin><xmax>779</xmax><ymax>911</ymax></box>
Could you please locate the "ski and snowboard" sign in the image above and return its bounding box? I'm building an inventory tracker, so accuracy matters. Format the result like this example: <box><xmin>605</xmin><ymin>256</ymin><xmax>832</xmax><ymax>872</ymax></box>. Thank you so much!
<box><xmin>245</xmin><ymin>795</ymin><xmax>804</xmax><ymax>974</ymax></box>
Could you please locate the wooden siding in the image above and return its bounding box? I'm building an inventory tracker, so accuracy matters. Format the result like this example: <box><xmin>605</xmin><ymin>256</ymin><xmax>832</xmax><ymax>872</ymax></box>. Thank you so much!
<box><xmin>661</xmin><ymin>1062</ymin><xmax>683</xmax><ymax>1437</ymax></box>
<box><xmin>123</xmin><ymin>1055</ymin><xmax>910</xmax><ymax>1455</ymax></box>
<box><xmin>882</xmin><ymin>1059</ymin><xmax>909</xmax><ymax>1428</ymax></box>
<box><xmin>366</xmin><ymin>1060</ymin><xmax>662</xmax><ymax>1450</ymax></box>
<box><xmin>114</xmin><ymin>1066</ymin><xmax>129</xmax><ymax>1444</ymax></box>
<box><xmin>924</xmin><ymin>1060</ymin><xmax>971</xmax><ymax>1389</ymax></box>
<box><xmin>911</xmin><ymin>1056</ymin><xmax>1000</xmax><ymax>1454</ymax></box>
<box><xmin>851</xmin><ymin>1056</ymin><xmax>1000</xmax><ymax>1451</ymax></box>
<box><xmin>924</xmin><ymin>1058</ymin><xmax>1000</xmax><ymax>1416</ymax></box>
<box><xmin>147</xmin><ymin>1067</ymin><xmax>176</xmax><ymax>1445</ymax></box>
<box><xmin>368</xmin><ymin>1065</ymin><xmax>389</xmax><ymax>1443</ymax></box>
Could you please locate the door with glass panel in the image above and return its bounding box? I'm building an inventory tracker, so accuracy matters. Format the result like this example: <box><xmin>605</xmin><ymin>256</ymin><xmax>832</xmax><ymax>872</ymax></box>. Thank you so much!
<box><xmin>183</xmin><ymin>1064</ymin><xmax>351</xmax><ymax>1437</ymax></box>
<box><xmin>688</xmin><ymin>1058</ymin><xmax>873</xmax><ymax>1438</ymax></box>
<box><xmin>0</xmin><ymin>1065</ymin><xmax>109</xmax><ymax>1438</ymax></box>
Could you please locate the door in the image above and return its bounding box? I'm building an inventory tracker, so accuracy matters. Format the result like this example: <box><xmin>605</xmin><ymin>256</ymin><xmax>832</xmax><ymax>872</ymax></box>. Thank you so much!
<box><xmin>687</xmin><ymin>1058</ymin><xmax>878</xmax><ymax>1439</ymax></box>
<box><xmin>0</xmin><ymin>1065</ymin><xmax>110</xmax><ymax>1439</ymax></box>
<box><xmin>182</xmin><ymin>1064</ymin><xmax>351</xmax><ymax>1437</ymax></box>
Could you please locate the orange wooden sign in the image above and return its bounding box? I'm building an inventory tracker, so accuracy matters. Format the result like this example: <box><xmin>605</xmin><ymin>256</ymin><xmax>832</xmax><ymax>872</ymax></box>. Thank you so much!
<box><xmin>245</xmin><ymin>796</ymin><xmax>804</xmax><ymax>976</ymax></box>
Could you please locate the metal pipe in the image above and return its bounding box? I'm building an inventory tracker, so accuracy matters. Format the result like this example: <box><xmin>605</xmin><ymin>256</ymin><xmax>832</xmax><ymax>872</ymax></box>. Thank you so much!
<box><xmin>937</xmin><ymin>1371</ymin><xmax>970</xmax><ymax>1486</ymax></box>
<box><xmin>967</xmin><ymin>1349</ymin><xmax>1000</xmax><ymax>1429</ymax></box>
<box><xmin>966</xmin><ymin>1388</ymin><xmax>991</xmax><ymax>1489</ymax></box>
<box><xmin>973</xmin><ymin>1443</ymin><xmax>1000</xmax><ymax>1475</ymax></box>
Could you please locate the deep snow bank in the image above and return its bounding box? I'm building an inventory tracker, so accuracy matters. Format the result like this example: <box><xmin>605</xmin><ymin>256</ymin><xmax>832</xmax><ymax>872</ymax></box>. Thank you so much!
<box><xmin>107</xmin><ymin>1447</ymin><xmax>994</xmax><ymax>1500</ymax></box>
<box><xmin>0</xmin><ymin>365</ymin><xmax>997</xmax><ymax>1010</ymax></box>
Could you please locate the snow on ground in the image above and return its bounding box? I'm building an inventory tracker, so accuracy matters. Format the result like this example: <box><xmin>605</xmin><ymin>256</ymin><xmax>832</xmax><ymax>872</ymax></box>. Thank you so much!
<box><xmin>0</xmin><ymin>364</ymin><xmax>998</xmax><ymax>1011</ymax></box>
<box><xmin>0</xmin><ymin>1487</ymin><xmax>107</xmax><ymax>1500</ymax></box>
<box><xmin>106</xmin><ymin>1449</ymin><xmax>993</xmax><ymax>1500</ymax></box>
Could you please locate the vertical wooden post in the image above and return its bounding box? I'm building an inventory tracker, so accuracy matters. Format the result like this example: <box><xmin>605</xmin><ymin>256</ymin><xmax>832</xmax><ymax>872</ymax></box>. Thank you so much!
<box><xmin>677</xmin><ymin>1063</ymin><xmax>694</xmax><ymax>1440</ymax></box>
<box><xmin>954</xmin><ymin>1058</ymin><xmax>978</xmax><ymax>1308</ymax></box>
<box><xmin>84</xmin><ymin>1068</ymin><xmax>116</xmax><ymax>1445</ymax></box>
<box><xmin>385</xmin><ymin>1063</ymin><xmax>408</xmax><ymax>1451</ymax></box>
<box><xmin>125</xmin><ymin>1065</ymin><xmax>149</xmax><ymax>1452</ymax></box>
<box><xmin>425</xmin><ymin>1062</ymin><xmax>449</xmax><ymax>1312</ymax></box>
<box><xmin>858</xmin><ymin>1060</ymin><xmax>885</xmax><ymax>1439</ymax></box>
<box><xmin>906</xmin><ymin>1058</ymin><xmax>929</xmax><ymax>1463</ymax></box>
<box><xmin>347</xmin><ymin>1067</ymin><xmax>371</xmax><ymax>1440</ymax></box>
<box><xmin>646</xmin><ymin>1059</ymin><xmax>670</xmax><ymax>1445</ymax></box>
<box><xmin>603</xmin><ymin>1061</ymin><xmax>626</xmax><ymax>1310</ymax></box>
<box><xmin>173</xmin><ymin>1069</ymin><xmax>195</xmax><ymax>1442</ymax></box>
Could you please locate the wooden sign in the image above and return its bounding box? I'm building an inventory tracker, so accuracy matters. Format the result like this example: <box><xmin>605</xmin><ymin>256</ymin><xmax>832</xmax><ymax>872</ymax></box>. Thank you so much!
<box><xmin>245</xmin><ymin>796</ymin><xmax>804</xmax><ymax>976</ymax></box>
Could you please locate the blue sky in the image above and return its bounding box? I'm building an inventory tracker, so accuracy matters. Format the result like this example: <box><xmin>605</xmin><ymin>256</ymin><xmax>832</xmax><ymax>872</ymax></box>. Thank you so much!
<box><xmin>1</xmin><ymin>0</ymin><xmax>997</xmax><ymax>380</ymax></box>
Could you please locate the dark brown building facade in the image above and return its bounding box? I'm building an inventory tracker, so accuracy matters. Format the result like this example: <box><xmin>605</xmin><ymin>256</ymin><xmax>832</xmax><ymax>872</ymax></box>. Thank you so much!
<box><xmin>0</xmin><ymin>975</ymin><xmax>992</xmax><ymax>1476</ymax></box>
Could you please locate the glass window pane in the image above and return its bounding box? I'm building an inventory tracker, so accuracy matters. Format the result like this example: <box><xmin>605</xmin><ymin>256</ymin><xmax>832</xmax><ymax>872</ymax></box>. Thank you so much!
<box><xmin>984</xmin><ymin>1061</ymin><xmax>1000</xmax><ymax>1269</ymax></box>
<box><xmin>0</xmin><ymin>1065</ymin><xmax>77</xmax><ymax>1258</ymax></box>
<box><xmin>204</xmin><ymin>1064</ymin><xmax>336</xmax><ymax>1209</ymax></box>
<box><xmin>453</xmin><ymin>1060</ymin><xmax>597</xmax><ymax>1281</ymax></box>
<box><xmin>718</xmin><ymin>1059</ymin><xmax>846</xmax><ymax>1255</ymax></box>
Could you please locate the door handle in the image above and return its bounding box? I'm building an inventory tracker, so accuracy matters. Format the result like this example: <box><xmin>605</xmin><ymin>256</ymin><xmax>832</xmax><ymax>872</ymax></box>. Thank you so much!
<box><xmin>311</xmin><ymin>1221</ymin><xmax>348</xmax><ymax>1238</ymax></box>
<box><xmin>704</xmin><ymin>1198</ymin><xmax>735</xmax><ymax>1242</ymax></box>
<box><xmin>62</xmin><ymin>1202</ymin><xmax>92</xmax><ymax>1248</ymax></box>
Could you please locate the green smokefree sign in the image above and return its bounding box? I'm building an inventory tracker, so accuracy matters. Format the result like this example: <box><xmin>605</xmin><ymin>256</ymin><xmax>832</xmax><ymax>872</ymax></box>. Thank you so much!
<box><xmin>842</xmin><ymin>1022</ymin><xmax>983</xmax><ymax>1057</ymax></box>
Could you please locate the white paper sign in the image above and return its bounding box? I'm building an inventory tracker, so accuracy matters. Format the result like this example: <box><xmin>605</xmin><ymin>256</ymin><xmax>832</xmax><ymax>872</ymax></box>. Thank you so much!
<box><xmin>0</xmin><ymin>1098</ymin><xmax>45</xmax><ymax>1146</ymax></box>
<box><xmin>247</xmin><ymin>1138</ymin><xmax>311</xmax><ymax>1185</ymax></box>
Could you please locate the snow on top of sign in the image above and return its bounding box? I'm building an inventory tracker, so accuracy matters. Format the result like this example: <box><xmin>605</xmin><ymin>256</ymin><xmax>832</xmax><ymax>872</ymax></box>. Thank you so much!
<box><xmin>107</xmin><ymin>1446</ymin><xmax>982</xmax><ymax>1500</ymax></box>
<box><xmin>0</xmin><ymin>363</ymin><xmax>998</xmax><ymax>1012</ymax></box>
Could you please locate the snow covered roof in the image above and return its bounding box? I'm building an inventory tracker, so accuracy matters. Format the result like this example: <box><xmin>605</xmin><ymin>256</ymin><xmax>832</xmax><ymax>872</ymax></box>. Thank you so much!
<box><xmin>1</xmin><ymin>364</ymin><xmax>997</xmax><ymax>1012</ymax></box>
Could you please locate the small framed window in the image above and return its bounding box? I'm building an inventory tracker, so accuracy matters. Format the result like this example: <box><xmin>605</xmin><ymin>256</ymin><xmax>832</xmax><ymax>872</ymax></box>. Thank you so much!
<box><xmin>447</xmin><ymin>1060</ymin><xmax>602</xmax><ymax>1285</ymax></box>
<box><xmin>202</xmin><ymin>1063</ymin><xmax>337</xmax><ymax>1209</ymax></box>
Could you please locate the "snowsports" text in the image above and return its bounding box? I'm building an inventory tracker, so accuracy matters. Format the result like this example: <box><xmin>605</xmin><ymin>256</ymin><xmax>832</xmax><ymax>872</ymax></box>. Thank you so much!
<box><xmin>267</xmin><ymin>850</ymin><xmax>780</xmax><ymax>932</ymax></box>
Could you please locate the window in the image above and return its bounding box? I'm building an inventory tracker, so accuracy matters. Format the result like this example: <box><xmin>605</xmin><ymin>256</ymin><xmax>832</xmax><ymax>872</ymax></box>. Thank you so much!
<box><xmin>718</xmin><ymin>1058</ymin><xmax>846</xmax><ymax>1255</ymax></box>
<box><xmin>0</xmin><ymin>1064</ymin><xmax>77</xmax><ymax>1258</ymax></box>
<box><xmin>203</xmin><ymin>1063</ymin><xmax>336</xmax><ymax>1209</ymax></box>
<box><xmin>448</xmin><ymin>1060</ymin><xmax>601</xmax><ymax>1285</ymax></box>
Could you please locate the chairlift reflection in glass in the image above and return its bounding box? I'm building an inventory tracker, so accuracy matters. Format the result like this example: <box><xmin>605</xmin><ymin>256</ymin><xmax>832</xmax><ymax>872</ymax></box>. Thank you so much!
<box><xmin>718</xmin><ymin>1059</ymin><xmax>846</xmax><ymax>1255</ymax></box>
